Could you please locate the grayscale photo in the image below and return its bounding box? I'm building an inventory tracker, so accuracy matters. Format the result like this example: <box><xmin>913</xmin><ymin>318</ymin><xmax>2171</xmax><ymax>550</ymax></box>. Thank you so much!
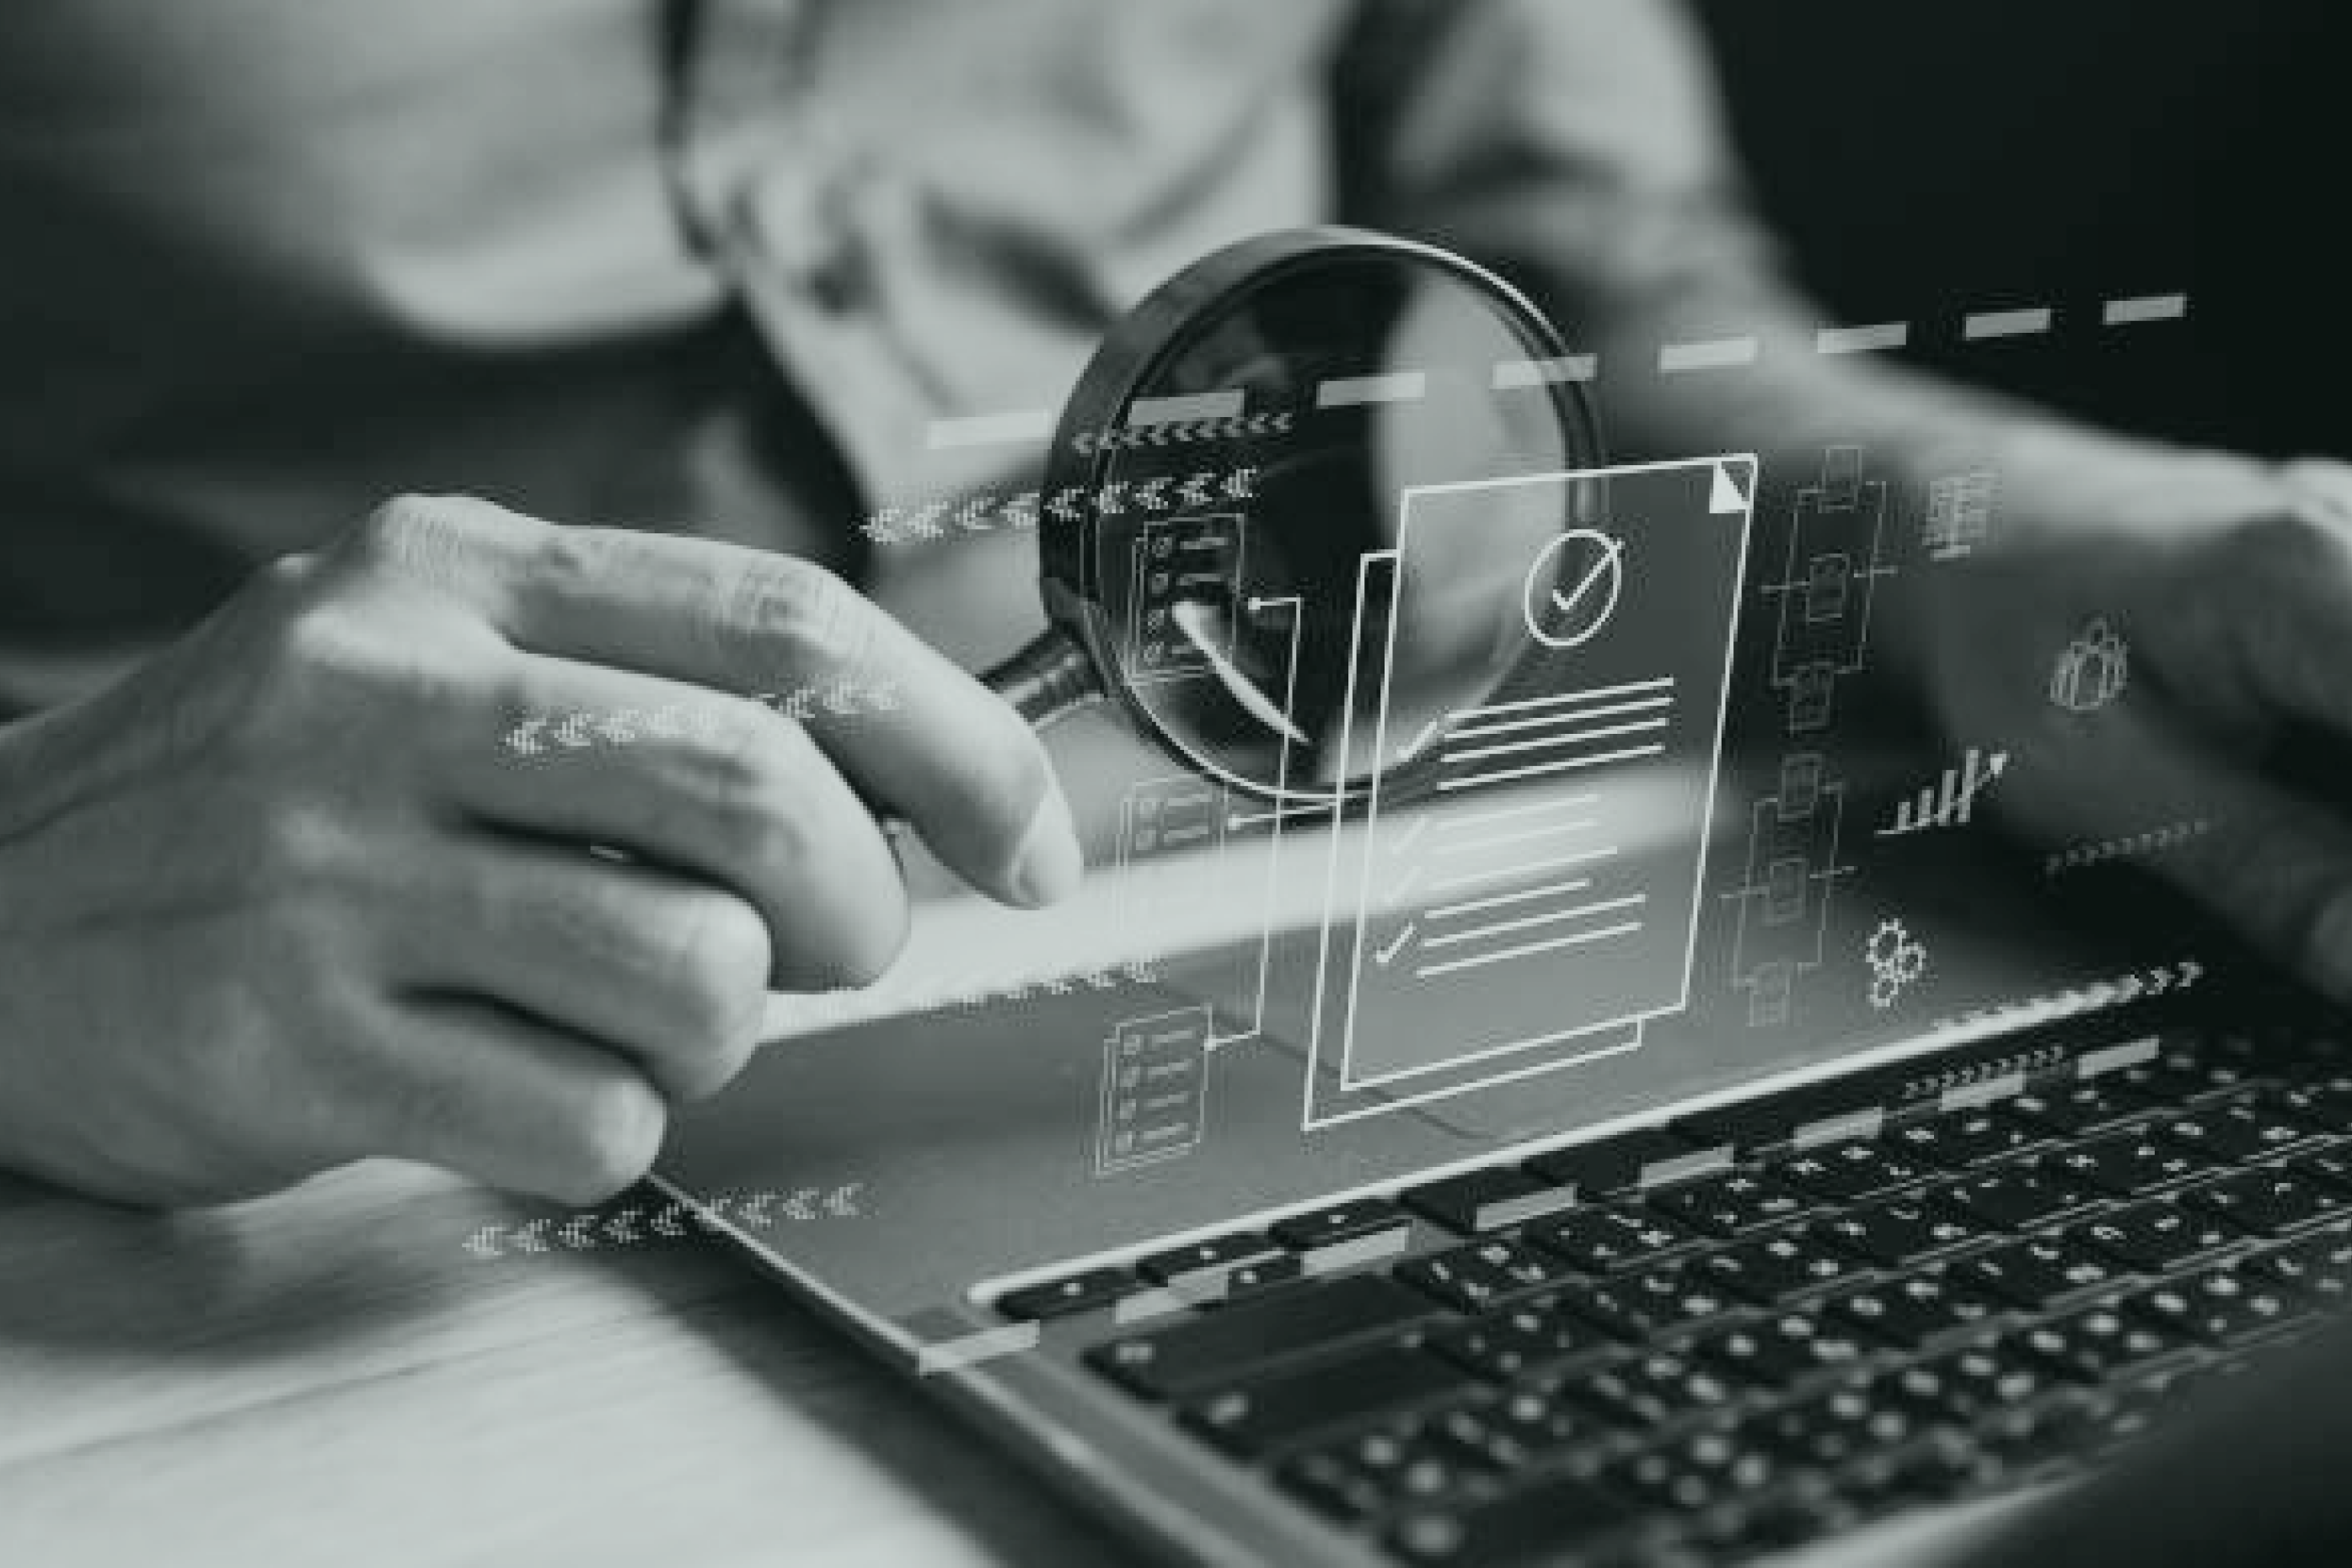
<box><xmin>3</xmin><ymin>3</ymin><xmax>2347</xmax><ymax>1565</ymax></box>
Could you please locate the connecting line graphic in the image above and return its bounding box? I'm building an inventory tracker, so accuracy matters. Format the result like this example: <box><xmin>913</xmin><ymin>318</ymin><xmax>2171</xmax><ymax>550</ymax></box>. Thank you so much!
<box><xmin>1204</xmin><ymin>592</ymin><xmax>1314</xmax><ymax>1056</ymax></box>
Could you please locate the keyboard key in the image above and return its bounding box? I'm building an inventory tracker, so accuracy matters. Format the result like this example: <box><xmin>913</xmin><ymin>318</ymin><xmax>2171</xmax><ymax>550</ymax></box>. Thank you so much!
<box><xmin>998</xmin><ymin>1267</ymin><xmax>1136</xmax><ymax>1321</ymax></box>
<box><xmin>1838</xmin><ymin>1431</ymin><xmax>2002</xmax><ymax>1510</ymax></box>
<box><xmin>1446</xmin><ymin>1384</ymin><xmax>1622</xmax><ymax>1469</ymax></box>
<box><xmin>1396</xmin><ymin>1239</ymin><xmax>1575</xmax><ymax>1313</ymax></box>
<box><xmin>1271</xmin><ymin>1200</ymin><xmax>1412</xmax><ymax>1250</ymax></box>
<box><xmin>1602</xmin><ymin>1426</ymin><xmax>1782</xmax><ymax>1512</ymax></box>
<box><xmin>1814</xmin><ymin>1198</ymin><xmax>1985</xmax><ymax>1267</ymax></box>
<box><xmin>2273</xmin><ymin>1074</ymin><xmax>2352</xmax><ymax>1134</ymax></box>
<box><xmin>1183</xmin><ymin>1343</ymin><xmax>1475</xmax><ymax>1458</ymax></box>
<box><xmin>1279</xmin><ymin>1410</ymin><xmax>1496</xmax><ymax>1523</ymax></box>
<box><xmin>2012</xmin><ymin>1305</ymin><xmax>2191</xmax><ymax>1383</ymax></box>
<box><xmin>1429</xmin><ymin>1293</ymin><xmax>1613</xmax><ymax>1381</ymax></box>
<box><xmin>1647</xmin><ymin>1169</ymin><xmax>1808</xmax><ymax>1237</ymax></box>
<box><xmin>1690</xmin><ymin>1311</ymin><xmax>1872</xmax><ymax>1388</ymax></box>
<box><xmin>1386</xmin><ymin>1473</ymin><xmax>1637</xmax><ymax>1565</ymax></box>
<box><xmin>2111</xmin><ymin>1047</ymin><xmax>2261</xmax><ymax>1106</ymax></box>
<box><xmin>2045</xmin><ymin>1130</ymin><xmax>2217</xmax><ymax>1196</ymax></box>
<box><xmin>1548</xmin><ymin>1350</ymin><xmax>1743</xmax><ymax>1428</ymax></box>
<box><xmin>2071</xmin><ymin>1200</ymin><xmax>2239</xmax><ymax>1272</ymax></box>
<box><xmin>1889</xmin><ymin>1109</ymin><xmax>2043</xmax><ymax>1169</ymax></box>
<box><xmin>2292</xmin><ymin>1143</ymin><xmax>2352</xmax><ymax>1192</ymax></box>
<box><xmin>2124</xmin><ymin>1266</ymin><xmax>2311</xmax><ymax>1347</ymax></box>
<box><xmin>1937</xmin><ymin>1167</ymin><xmax>2098</xmax><ymax>1231</ymax></box>
<box><xmin>2006</xmin><ymin>1080</ymin><xmax>2156</xmax><ymax>1137</ymax></box>
<box><xmin>1218</xmin><ymin>1255</ymin><xmax>1305</xmax><ymax>1300</ymax></box>
<box><xmin>2248</xmin><ymin>1220</ymin><xmax>2352</xmax><ymax>1300</ymax></box>
<box><xmin>1525</xmin><ymin>1204</ymin><xmax>1697</xmax><ymax>1273</ymax></box>
<box><xmin>1693</xmin><ymin>1232</ymin><xmax>1864</xmax><ymax>1305</ymax></box>
<box><xmin>1137</xmin><ymin>1234</ymin><xmax>1275</xmax><ymax>1285</ymax></box>
<box><xmin>1742</xmin><ymin>1377</ymin><xmax>1930</xmax><ymax>1469</ymax></box>
<box><xmin>1556</xmin><ymin>1266</ymin><xmax>1744</xmax><ymax>1339</ymax></box>
<box><xmin>2162</xmin><ymin>1089</ymin><xmax>2331</xmax><ymax>1164</ymax></box>
<box><xmin>1956</xmin><ymin>1234</ymin><xmax>2124</xmax><ymax>1311</ymax></box>
<box><xmin>1889</xmin><ymin>1341</ymin><xmax>2060</xmax><ymax>1421</ymax></box>
<box><xmin>1525</xmin><ymin>1129</ymin><xmax>1702</xmax><ymax>1196</ymax></box>
<box><xmin>1279</xmin><ymin>1413</ymin><xmax>1499</xmax><ymax>1523</ymax></box>
<box><xmin>1772</xmin><ymin>1139</ymin><xmax>1933</xmax><ymax>1203</ymax></box>
<box><xmin>1969</xmin><ymin>1389</ymin><xmax>2110</xmax><ymax>1473</ymax></box>
<box><xmin>1825</xmin><ymin>1274</ymin><xmax>2001</xmax><ymax>1349</ymax></box>
<box><xmin>1401</xmin><ymin>1168</ymin><xmax>1573</xmax><ymax>1234</ymax></box>
<box><xmin>1087</xmin><ymin>1274</ymin><xmax>1436</xmax><ymax>1399</ymax></box>
<box><xmin>2182</xmin><ymin>1167</ymin><xmax>2352</xmax><ymax>1237</ymax></box>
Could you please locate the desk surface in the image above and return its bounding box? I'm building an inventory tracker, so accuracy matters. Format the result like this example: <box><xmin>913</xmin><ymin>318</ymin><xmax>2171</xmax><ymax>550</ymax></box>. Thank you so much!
<box><xmin>0</xmin><ymin>1163</ymin><xmax>1133</xmax><ymax>1566</ymax></box>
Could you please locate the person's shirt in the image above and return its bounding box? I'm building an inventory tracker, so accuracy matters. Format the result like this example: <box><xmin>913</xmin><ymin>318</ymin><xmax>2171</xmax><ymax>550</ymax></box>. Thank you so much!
<box><xmin>0</xmin><ymin>0</ymin><xmax>1762</xmax><ymax>717</ymax></box>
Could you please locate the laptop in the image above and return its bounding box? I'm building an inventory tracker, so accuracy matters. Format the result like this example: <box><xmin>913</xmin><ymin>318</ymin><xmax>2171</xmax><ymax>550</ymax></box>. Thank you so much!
<box><xmin>651</xmin><ymin>439</ymin><xmax>2351</xmax><ymax>1564</ymax></box>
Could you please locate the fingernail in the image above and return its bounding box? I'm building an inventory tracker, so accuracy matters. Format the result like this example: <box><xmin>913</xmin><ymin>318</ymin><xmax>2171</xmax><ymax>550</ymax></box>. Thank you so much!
<box><xmin>1007</xmin><ymin>779</ymin><xmax>1085</xmax><ymax>908</ymax></box>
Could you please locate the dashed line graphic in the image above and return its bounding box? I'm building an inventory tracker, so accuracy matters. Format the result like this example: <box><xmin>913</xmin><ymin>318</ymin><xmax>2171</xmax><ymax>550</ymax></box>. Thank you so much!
<box><xmin>856</xmin><ymin>465</ymin><xmax>1258</xmax><ymax>547</ymax></box>
<box><xmin>1074</xmin><ymin>411</ymin><xmax>1292</xmax><ymax>454</ymax></box>
<box><xmin>1815</xmin><ymin>322</ymin><xmax>1909</xmax><ymax>356</ymax></box>
<box><xmin>909</xmin><ymin>290</ymin><xmax>2188</xmax><ymax>451</ymax></box>
<box><xmin>461</xmin><ymin>1184</ymin><xmax>864</xmax><ymax>1260</ymax></box>
<box><xmin>501</xmin><ymin>679</ymin><xmax>903</xmax><ymax>757</ymax></box>
<box><xmin>1964</xmin><ymin>307</ymin><xmax>2055</xmax><ymax>341</ymax></box>
<box><xmin>1660</xmin><ymin>334</ymin><xmax>1760</xmax><ymax>373</ymax></box>
<box><xmin>2103</xmin><ymin>292</ymin><xmax>2189</xmax><ymax>327</ymax></box>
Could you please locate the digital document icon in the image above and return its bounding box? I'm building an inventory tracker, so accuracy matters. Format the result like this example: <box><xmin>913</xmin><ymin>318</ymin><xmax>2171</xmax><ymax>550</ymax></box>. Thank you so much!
<box><xmin>1096</xmin><ymin>1005</ymin><xmax>1213</xmax><ymax>1175</ymax></box>
<box><xmin>2050</xmin><ymin>618</ymin><xmax>2129</xmax><ymax>714</ymax></box>
<box><xmin>1302</xmin><ymin>456</ymin><xmax>1755</xmax><ymax>1129</ymax></box>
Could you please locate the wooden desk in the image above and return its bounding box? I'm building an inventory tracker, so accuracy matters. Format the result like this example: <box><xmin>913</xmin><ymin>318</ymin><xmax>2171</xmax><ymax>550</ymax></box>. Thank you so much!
<box><xmin>0</xmin><ymin>1164</ymin><xmax>1132</xmax><ymax>1565</ymax></box>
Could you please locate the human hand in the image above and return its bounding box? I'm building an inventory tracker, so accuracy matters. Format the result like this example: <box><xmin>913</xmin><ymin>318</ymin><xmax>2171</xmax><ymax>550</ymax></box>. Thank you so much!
<box><xmin>0</xmin><ymin>495</ymin><xmax>1083</xmax><ymax>1206</ymax></box>
<box><xmin>1905</xmin><ymin>443</ymin><xmax>2352</xmax><ymax>995</ymax></box>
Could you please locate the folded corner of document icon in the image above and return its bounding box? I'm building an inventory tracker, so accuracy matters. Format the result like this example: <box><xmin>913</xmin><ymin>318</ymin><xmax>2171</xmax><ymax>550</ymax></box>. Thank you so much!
<box><xmin>1302</xmin><ymin>457</ymin><xmax>1755</xmax><ymax>1131</ymax></box>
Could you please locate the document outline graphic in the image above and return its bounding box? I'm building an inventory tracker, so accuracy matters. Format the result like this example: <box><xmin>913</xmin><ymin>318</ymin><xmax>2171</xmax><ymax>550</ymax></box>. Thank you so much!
<box><xmin>1302</xmin><ymin>456</ymin><xmax>1756</xmax><ymax>1131</ymax></box>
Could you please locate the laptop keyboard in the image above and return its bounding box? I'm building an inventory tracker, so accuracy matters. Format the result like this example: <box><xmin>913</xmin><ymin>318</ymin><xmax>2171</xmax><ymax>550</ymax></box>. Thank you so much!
<box><xmin>994</xmin><ymin>1020</ymin><xmax>2352</xmax><ymax>1565</ymax></box>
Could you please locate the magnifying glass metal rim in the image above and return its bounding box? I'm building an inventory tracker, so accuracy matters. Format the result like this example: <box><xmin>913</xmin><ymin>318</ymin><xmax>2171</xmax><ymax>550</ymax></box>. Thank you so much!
<box><xmin>993</xmin><ymin>224</ymin><xmax>1605</xmax><ymax>808</ymax></box>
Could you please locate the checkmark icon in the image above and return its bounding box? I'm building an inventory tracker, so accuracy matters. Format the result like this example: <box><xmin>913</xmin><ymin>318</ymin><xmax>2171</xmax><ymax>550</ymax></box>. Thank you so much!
<box><xmin>1375</xmin><ymin>922</ymin><xmax>1418</xmax><ymax>967</ymax></box>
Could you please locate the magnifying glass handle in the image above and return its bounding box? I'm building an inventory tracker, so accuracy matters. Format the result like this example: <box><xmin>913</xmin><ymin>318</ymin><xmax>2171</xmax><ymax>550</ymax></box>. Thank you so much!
<box><xmin>980</xmin><ymin>628</ymin><xmax>1105</xmax><ymax>733</ymax></box>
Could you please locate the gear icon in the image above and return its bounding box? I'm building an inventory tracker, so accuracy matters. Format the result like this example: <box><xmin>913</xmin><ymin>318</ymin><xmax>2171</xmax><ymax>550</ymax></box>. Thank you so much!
<box><xmin>1863</xmin><ymin>918</ymin><xmax>1928</xmax><ymax>1009</ymax></box>
<box><xmin>1865</xmin><ymin>919</ymin><xmax>1911</xmax><ymax>973</ymax></box>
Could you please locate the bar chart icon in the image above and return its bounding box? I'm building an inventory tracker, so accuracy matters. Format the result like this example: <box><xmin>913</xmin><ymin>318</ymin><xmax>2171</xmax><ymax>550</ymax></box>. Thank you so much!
<box><xmin>1877</xmin><ymin>747</ymin><xmax>2008</xmax><ymax>838</ymax></box>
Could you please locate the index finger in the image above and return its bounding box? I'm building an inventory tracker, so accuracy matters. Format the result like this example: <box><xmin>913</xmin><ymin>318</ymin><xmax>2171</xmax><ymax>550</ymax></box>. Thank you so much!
<box><xmin>380</xmin><ymin>495</ymin><xmax>1084</xmax><ymax>909</ymax></box>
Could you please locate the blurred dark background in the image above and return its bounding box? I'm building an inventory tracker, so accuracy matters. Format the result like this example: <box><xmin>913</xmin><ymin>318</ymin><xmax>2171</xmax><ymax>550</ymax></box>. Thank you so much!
<box><xmin>1693</xmin><ymin>0</ymin><xmax>2344</xmax><ymax>461</ymax></box>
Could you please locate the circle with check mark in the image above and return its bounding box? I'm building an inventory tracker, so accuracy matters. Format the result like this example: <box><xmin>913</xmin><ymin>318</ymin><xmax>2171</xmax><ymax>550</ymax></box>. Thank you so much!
<box><xmin>1524</xmin><ymin>527</ymin><xmax>1626</xmax><ymax>649</ymax></box>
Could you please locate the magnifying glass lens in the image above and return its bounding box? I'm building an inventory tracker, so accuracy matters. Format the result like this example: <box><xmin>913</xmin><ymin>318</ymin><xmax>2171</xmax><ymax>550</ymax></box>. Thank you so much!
<box><xmin>1026</xmin><ymin>231</ymin><xmax>1600</xmax><ymax>805</ymax></box>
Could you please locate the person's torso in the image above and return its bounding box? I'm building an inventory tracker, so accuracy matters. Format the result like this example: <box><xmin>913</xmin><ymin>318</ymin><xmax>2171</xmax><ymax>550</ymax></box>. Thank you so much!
<box><xmin>0</xmin><ymin>0</ymin><xmax>1351</xmax><ymax>707</ymax></box>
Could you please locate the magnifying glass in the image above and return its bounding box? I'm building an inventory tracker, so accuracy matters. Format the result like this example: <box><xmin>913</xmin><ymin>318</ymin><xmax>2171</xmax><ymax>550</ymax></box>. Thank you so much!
<box><xmin>976</xmin><ymin>226</ymin><xmax>1605</xmax><ymax>807</ymax></box>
